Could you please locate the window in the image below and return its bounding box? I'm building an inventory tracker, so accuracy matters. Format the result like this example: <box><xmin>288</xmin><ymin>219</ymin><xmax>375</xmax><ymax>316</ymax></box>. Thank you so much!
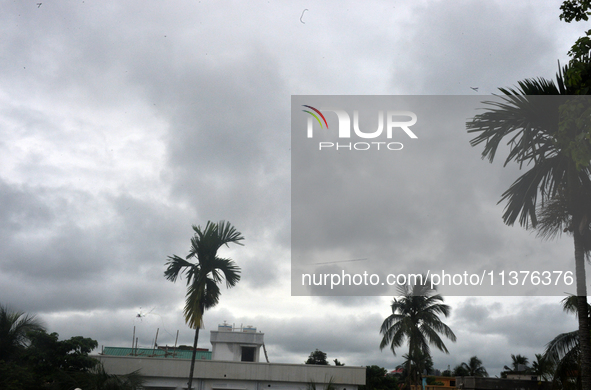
<box><xmin>241</xmin><ymin>346</ymin><xmax>256</xmax><ymax>362</ymax></box>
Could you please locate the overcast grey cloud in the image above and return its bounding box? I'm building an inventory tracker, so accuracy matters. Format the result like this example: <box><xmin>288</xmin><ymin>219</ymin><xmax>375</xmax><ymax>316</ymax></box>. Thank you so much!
<box><xmin>0</xmin><ymin>0</ymin><xmax>587</xmax><ymax>380</ymax></box>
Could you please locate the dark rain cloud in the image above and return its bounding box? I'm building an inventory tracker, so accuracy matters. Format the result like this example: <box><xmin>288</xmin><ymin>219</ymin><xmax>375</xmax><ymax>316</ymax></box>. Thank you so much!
<box><xmin>0</xmin><ymin>0</ymin><xmax>584</xmax><ymax>380</ymax></box>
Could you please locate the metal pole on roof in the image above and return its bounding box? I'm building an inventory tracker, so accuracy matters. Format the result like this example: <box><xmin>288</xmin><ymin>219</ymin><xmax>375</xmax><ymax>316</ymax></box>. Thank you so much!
<box><xmin>152</xmin><ymin>328</ymin><xmax>159</xmax><ymax>356</ymax></box>
<box><xmin>262</xmin><ymin>343</ymin><xmax>270</xmax><ymax>363</ymax></box>
<box><xmin>132</xmin><ymin>326</ymin><xmax>136</xmax><ymax>355</ymax></box>
<box><xmin>173</xmin><ymin>330</ymin><xmax>179</xmax><ymax>358</ymax></box>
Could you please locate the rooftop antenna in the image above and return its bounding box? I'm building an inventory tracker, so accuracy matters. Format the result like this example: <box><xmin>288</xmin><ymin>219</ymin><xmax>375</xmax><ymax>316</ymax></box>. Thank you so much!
<box><xmin>152</xmin><ymin>328</ymin><xmax>159</xmax><ymax>356</ymax></box>
<box><xmin>172</xmin><ymin>330</ymin><xmax>179</xmax><ymax>358</ymax></box>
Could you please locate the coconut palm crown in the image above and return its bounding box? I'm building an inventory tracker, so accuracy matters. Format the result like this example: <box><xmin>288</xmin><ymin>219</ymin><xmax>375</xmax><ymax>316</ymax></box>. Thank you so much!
<box><xmin>379</xmin><ymin>280</ymin><xmax>456</xmax><ymax>357</ymax></box>
<box><xmin>380</xmin><ymin>278</ymin><xmax>456</xmax><ymax>388</ymax></box>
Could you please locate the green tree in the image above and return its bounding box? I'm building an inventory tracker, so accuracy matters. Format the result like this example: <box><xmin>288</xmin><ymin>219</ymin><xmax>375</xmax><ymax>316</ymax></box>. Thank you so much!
<box><xmin>305</xmin><ymin>349</ymin><xmax>329</xmax><ymax>365</ymax></box>
<box><xmin>0</xmin><ymin>304</ymin><xmax>45</xmax><ymax>362</ymax></box>
<box><xmin>397</xmin><ymin>350</ymin><xmax>434</xmax><ymax>386</ymax></box>
<box><xmin>333</xmin><ymin>358</ymin><xmax>345</xmax><ymax>366</ymax></box>
<box><xmin>453</xmin><ymin>364</ymin><xmax>469</xmax><ymax>377</ymax></box>
<box><xmin>0</xmin><ymin>304</ymin><xmax>141</xmax><ymax>390</ymax></box>
<box><xmin>560</xmin><ymin>0</ymin><xmax>591</xmax><ymax>96</ymax></box>
<box><xmin>467</xmin><ymin>67</ymin><xmax>591</xmax><ymax>390</ymax></box>
<box><xmin>546</xmin><ymin>329</ymin><xmax>580</xmax><ymax>390</ymax></box>
<box><xmin>164</xmin><ymin>220</ymin><xmax>243</xmax><ymax>390</ymax></box>
<box><xmin>560</xmin><ymin>0</ymin><xmax>591</xmax><ymax>22</ymax></box>
<box><xmin>543</xmin><ymin>295</ymin><xmax>591</xmax><ymax>389</ymax></box>
<box><xmin>359</xmin><ymin>365</ymin><xmax>399</xmax><ymax>390</ymax></box>
<box><xmin>503</xmin><ymin>354</ymin><xmax>529</xmax><ymax>373</ymax></box>
<box><xmin>531</xmin><ymin>353</ymin><xmax>554</xmax><ymax>382</ymax></box>
<box><xmin>457</xmin><ymin>356</ymin><xmax>488</xmax><ymax>377</ymax></box>
<box><xmin>23</xmin><ymin>331</ymin><xmax>99</xmax><ymax>386</ymax></box>
<box><xmin>379</xmin><ymin>278</ymin><xmax>456</xmax><ymax>388</ymax></box>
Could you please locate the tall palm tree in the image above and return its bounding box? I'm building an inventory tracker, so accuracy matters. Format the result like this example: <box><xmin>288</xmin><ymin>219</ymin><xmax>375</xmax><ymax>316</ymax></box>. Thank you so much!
<box><xmin>544</xmin><ymin>295</ymin><xmax>591</xmax><ymax>389</ymax></box>
<box><xmin>164</xmin><ymin>220</ymin><xmax>243</xmax><ymax>390</ymax></box>
<box><xmin>0</xmin><ymin>304</ymin><xmax>45</xmax><ymax>361</ymax></box>
<box><xmin>379</xmin><ymin>278</ymin><xmax>456</xmax><ymax>388</ymax></box>
<box><xmin>458</xmin><ymin>356</ymin><xmax>488</xmax><ymax>377</ymax></box>
<box><xmin>467</xmin><ymin>64</ymin><xmax>591</xmax><ymax>390</ymax></box>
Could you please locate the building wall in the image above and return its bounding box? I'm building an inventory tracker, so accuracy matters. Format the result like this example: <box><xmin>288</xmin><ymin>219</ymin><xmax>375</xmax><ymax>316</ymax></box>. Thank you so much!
<box><xmin>456</xmin><ymin>376</ymin><xmax>551</xmax><ymax>390</ymax></box>
<box><xmin>212</xmin><ymin>341</ymin><xmax>238</xmax><ymax>362</ymax></box>
<box><xmin>411</xmin><ymin>376</ymin><xmax>457</xmax><ymax>390</ymax></box>
<box><xmin>210</xmin><ymin>330</ymin><xmax>264</xmax><ymax>362</ymax></box>
<box><xmin>97</xmin><ymin>355</ymin><xmax>365</xmax><ymax>390</ymax></box>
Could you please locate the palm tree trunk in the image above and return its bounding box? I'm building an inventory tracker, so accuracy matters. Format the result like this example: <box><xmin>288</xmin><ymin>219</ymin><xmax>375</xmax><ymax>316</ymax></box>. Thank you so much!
<box><xmin>407</xmin><ymin>358</ymin><xmax>412</xmax><ymax>390</ymax></box>
<box><xmin>575</xmin><ymin>229</ymin><xmax>591</xmax><ymax>390</ymax></box>
<box><xmin>187</xmin><ymin>326</ymin><xmax>201</xmax><ymax>390</ymax></box>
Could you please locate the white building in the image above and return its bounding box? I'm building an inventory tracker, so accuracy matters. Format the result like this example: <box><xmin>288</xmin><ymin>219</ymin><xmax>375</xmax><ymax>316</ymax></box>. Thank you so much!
<box><xmin>210</xmin><ymin>323</ymin><xmax>264</xmax><ymax>362</ymax></box>
<box><xmin>97</xmin><ymin>323</ymin><xmax>365</xmax><ymax>390</ymax></box>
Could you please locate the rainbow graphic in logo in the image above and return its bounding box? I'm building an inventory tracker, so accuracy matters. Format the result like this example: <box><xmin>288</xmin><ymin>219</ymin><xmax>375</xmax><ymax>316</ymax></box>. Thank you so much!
<box><xmin>302</xmin><ymin>105</ymin><xmax>328</xmax><ymax>129</ymax></box>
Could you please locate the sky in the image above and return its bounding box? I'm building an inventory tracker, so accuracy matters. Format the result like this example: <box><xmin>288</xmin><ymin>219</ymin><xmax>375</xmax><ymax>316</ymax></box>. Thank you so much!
<box><xmin>0</xmin><ymin>0</ymin><xmax>588</xmax><ymax>379</ymax></box>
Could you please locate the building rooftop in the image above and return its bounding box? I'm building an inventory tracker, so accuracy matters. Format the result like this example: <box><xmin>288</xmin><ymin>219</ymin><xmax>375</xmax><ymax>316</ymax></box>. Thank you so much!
<box><xmin>101</xmin><ymin>346</ymin><xmax>212</xmax><ymax>360</ymax></box>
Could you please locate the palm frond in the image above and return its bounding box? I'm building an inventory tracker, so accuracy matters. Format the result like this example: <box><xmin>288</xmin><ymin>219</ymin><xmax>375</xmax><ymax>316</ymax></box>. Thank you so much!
<box><xmin>216</xmin><ymin>220</ymin><xmax>245</xmax><ymax>247</ymax></box>
<box><xmin>211</xmin><ymin>257</ymin><xmax>241</xmax><ymax>288</ymax></box>
<box><xmin>544</xmin><ymin>329</ymin><xmax>579</xmax><ymax>365</ymax></box>
<box><xmin>0</xmin><ymin>305</ymin><xmax>45</xmax><ymax>361</ymax></box>
<box><xmin>164</xmin><ymin>255</ymin><xmax>195</xmax><ymax>283</ymax></box>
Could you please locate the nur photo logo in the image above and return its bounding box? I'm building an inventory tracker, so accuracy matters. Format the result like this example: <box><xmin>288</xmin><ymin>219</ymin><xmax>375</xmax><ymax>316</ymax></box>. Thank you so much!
<box><xmin>302</xmin><ymin>105</ymin><xmax>418</xmax><ymax>151</ymax></box>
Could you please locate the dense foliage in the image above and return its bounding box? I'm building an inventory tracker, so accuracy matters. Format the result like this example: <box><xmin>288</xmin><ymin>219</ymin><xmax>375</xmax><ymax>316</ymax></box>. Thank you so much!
<box><xmin>305</xmin><ymin>349</ymin><xmax>329</xmax><ymax>365</ymax></box>
<box><xmin>359</xmin><ymin>365</ymin><xmax>399</xmax><ymax>390</ymax></box>
<box><xmin>0</xmin><ymin>305</ymin><xmax>143</xmax><ymax>390</ymax></box>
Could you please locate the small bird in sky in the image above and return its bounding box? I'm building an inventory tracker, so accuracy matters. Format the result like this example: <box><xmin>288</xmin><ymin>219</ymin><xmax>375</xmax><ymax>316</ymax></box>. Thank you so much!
<box><xmin>470</xmin><ymin>87</ymin><xmax>479</xmax><ymax>92</ymax></box>
<box><xmin>37</xmin><ymin>3</ymin><xmax>42</xmax><ymax>8</ymax></box>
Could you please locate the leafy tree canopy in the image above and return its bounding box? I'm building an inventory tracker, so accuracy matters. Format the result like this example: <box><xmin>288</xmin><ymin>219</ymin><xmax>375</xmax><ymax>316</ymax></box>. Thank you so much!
<box><xmin>0</xmin><ymin>304</ymin><xmax>143</xmax><ymax>390</ymax></box>
<box><xmin>305</xmin><ymin>349</ymin><xmax>329</xmax><ymax>365</ymax></box>
<box><xmin>560</xmin><ymin>0</ymin><xmax>591</xmax><ymax>22</ymax></box>
<box><xmin>24</xmin><ymin>330</ymin><xmax>99</xmax><ymax>380</ymax></box>
<box><xmin>359</xmin><ymin>365</ymin><xmax>399</xmax><ymax>390</ymax></box>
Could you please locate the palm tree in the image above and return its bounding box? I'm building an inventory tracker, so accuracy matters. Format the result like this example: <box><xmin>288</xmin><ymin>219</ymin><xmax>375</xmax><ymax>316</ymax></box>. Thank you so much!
<box><xmin>453</xmin><ymin>364</ymin><xmax>470</xmax><ymax>377</ymax></box>
<box><xmin>531</xmin><ymin>353</ymin><xmax>554</xmax><ymax>382</ymax></box>
<box><xmin>164</xmin><ymin>220</ymin><xmax>243</xmax><ymax>390</ymax></box>
<box><xmin>379</xmin><ymin>277</ymin><xmax>456</xmax><ymax>388</ymax></box>
<box><xmin>504</xmin><ymin>354</ymin><xmax>529</xmax><ymax>373</ymax></box>
<box><xmin>467</xmin><ymin>64</ymin><xmax>591</xmax><ymax>390</ymax></box>
<box><xmin>546</xmin><ymin>329</ymin><xmax>580</xmax><ymax>390</ymax></box>
<box><xmin>543</xmin><ymin>295</ymin><xmax>591</xmax><ymax>389</ymax></box>
<box><xmin>458</xmin><ymin>356</ymin><xmax>488</xmax><ymax>377</ymax></box>
<box><xmin>397</xmin><ymin>350</ymin><xmax>434</xmax><ymax>386</ymax></box>
<box><xmin>0</xmin><ymin>304</ymin><xmax>45</xmax><ymax>361</ymax></box>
